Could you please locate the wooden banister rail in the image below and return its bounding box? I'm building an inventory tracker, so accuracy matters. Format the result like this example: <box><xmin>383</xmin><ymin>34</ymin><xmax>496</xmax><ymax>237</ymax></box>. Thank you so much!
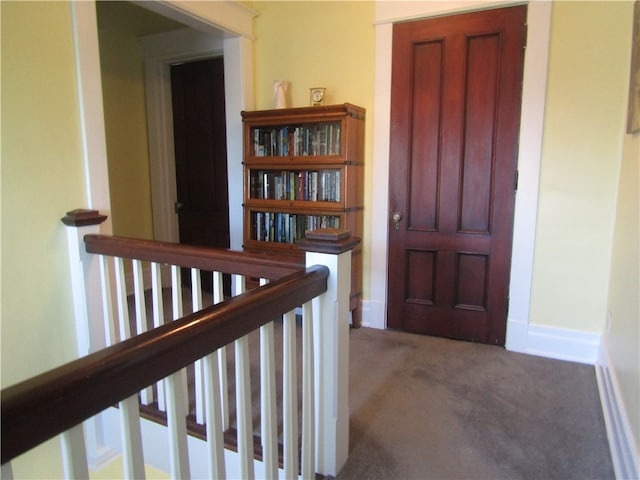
<box><xmin>1</xmin><ymin>265</ymin><xmax>329</xmax><ymax>465</ymax></box>
<box><xmin>84</xmin><ymin>234</ymin><xmax>303</xmax><ymax>280</ymax></box>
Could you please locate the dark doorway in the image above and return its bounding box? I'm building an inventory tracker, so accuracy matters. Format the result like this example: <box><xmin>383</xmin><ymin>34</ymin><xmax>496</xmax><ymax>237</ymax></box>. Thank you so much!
<box><xmin>171</xmin><ymin>56</ymin><xmax>230</xmax><ymax>292</ymax></box>
<box><xmin>386</xmin><ymin>6</ymin><xmax>527</xmax><ymax>345</ymax></box>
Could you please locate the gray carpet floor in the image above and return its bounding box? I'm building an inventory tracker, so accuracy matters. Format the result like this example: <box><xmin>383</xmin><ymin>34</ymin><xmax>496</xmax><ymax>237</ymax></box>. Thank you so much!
<box><xmin>340</xmin><ymin>327</ymin><xmax>614</xmax><ymax>480</ymax></box>
<box><xmin>130</xmin><ymin>290</ymin><xmax>614</xmax><ymax>479</ymax></box>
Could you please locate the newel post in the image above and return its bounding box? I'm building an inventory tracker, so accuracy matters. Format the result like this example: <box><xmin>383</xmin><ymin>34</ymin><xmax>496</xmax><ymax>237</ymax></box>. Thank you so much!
<box><xmin>62</xmin><ymin>209</ymin><xmax>114</xmax><ymax>469</ymax></box>
<box><xmin>62</xmin><ymin>209</ymin><xmax>108</xmax><ymax>357</ymax></box>
<box><xmin>297</xmin><ymin>228</ymin><xmax>360</xmax><ymax>477</ymax></box>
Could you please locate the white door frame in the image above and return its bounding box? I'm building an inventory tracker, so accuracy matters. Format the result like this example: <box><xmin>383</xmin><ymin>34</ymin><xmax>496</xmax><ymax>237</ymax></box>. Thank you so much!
<box><xmin>71</xmin><ymin>0</ymin><xmax>256</xmax><ymax>249</ymax></box>
<box><xmin>368</xmin><ymin>1</ymin><xmax>551</xmax><ymax>355</ymax></box>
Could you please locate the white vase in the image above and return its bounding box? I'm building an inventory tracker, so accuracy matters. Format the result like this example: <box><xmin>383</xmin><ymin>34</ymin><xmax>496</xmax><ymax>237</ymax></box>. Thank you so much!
<box><xmin>273</xmin><ymin>80</ymin><xmax>287</xmax><ymax>109</ymax></box>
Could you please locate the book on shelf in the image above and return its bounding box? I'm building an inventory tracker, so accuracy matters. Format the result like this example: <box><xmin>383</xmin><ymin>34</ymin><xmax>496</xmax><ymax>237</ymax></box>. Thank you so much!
<box><xmin>250</xmin><ymin>169</ymin><xmax>341</xmax><ymax>202</ymax></box>
<box><xmin>252</xmin><ymin>122</ymin><xmax>341</xmax><ymax>157</ymax></box>
<box><xmin>252</xmin><ymin>212</ymin><xmax>340</xmax><ymax>244</ymax></box>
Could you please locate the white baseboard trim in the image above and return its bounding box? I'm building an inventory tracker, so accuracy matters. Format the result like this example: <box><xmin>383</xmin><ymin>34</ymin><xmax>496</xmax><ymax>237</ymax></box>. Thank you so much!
<box><xmin>596</xmin><ymin>341</ymin><xmax>640</xmax><ymax>480</ymax></box>
<box><xmin>506</xmin><ymin>318</ymin><xmax>600</xmax><ymax>365</ymax></box>
<box><xmin>360</xmin><ymin>299</ymin><xmax>386</xmax><ymax>330</ymax></box>
<box><xmin>526</xmin><ymin>324</ymin><xmax>600</xmax><ymax>364</ymax></box>
<box><xmin>505</xmin><ymin>316</ymin><xmax>529</xmax><ymax>353</ymax></box>
<box><xmin>368</xmin><ymin>306</ymin><xmax>600</xmax><ymax>366</ymax></box>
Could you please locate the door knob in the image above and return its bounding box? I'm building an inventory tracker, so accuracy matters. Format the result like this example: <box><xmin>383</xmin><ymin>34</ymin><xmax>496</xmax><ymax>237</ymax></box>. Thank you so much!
<box><xmin>174</xmin><ymin>201</ymin><xmax>184</xmax><ymax>213</ymax></box>
<box><xmin>392</xmin><ymin>211</ymin><xmax>402</xmax><ymax>230</ymax></box>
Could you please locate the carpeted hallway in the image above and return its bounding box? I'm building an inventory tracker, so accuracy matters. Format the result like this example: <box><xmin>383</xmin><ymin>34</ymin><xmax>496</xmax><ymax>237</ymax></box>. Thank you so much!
<box><xmin>339</xmin><ymin>327</ymin><xmax>614</xmax><ymax>480</ymax></box>
<box><xmin>131</xmin><ymin>290</ymin><xmax>614</xmax><ymax>478</ymax></box>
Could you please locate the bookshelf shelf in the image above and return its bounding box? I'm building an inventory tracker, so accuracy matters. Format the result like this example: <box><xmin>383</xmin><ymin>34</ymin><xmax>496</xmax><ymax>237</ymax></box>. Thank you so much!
<box><xmin>242</xmin><ymin>103</ymin><xmax>365</xmax><ymax>326</ymax></box>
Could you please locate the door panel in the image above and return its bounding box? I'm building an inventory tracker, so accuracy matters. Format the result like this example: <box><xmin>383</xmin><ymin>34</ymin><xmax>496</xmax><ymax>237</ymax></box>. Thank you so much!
<box><xmin>408</xmin><ymin>41</ymin><xmax>441</xmax><ymax>233</ymax></box>
<box><xmin>460</xmin><ymin>34</ymin><xmax>499</xmax><ymax>234</ymax></box>
<box><xmin>387</xmin><ymin>6</ymin><xmax>526</xmax><ymax>345</ymax></box>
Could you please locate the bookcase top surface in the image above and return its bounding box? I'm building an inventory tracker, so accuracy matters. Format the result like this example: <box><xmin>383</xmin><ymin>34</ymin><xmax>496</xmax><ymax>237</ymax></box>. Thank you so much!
<box><xmin>241</xmin><ymin>103</ymin><xmax>365</xmax><ymax>122</ymax></box>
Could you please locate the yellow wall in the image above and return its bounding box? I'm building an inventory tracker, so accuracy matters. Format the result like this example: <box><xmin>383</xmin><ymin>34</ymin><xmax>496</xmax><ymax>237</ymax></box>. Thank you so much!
<box><xmin>529</xmin><ymin>1</ymin><xmax>632</xmax><ymax>333</ymax></box>
<box><xmin>253</xmin><ymin>1</ymin><xmax>375</xmax><ymax>295</ymax></box>
<box><xmin>1</xmin><ymin>1</ymin><xmax>85</xmax><ymax>384</ymax></box>
<box><xmin>1</xmin><ymin>1</ymin><xmax>87</xmax><ymax>476</ymax></box>
<box><xmin>96</xmin><ymin>1</ymin><xmax>181</xmax><ymax>239</ymax></box>
<box><xmin>253</xmin><ymin>1</ymin><xmax>374</xmax><ymax>111</ymax></box>
<box><xmin>606</xmin><ymin>130</ymin><xmax>639</xmax><ymax>450</ymax></box>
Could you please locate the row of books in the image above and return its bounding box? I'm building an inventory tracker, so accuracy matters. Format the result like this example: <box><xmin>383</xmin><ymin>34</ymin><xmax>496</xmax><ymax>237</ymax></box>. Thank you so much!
<box><xmin>253</xmin><ymin>212</ymin><xmax>340</xmax><ymax>244</ymax></box>
<box><xmin>252</xmin><ymin>122</ymin><xmax>341</xmax><ymax>157</ymax></box>
<box><xmin>250</xmin><ymin>170</ymin><xmax>341</xmax><ymax>202</ymax></box>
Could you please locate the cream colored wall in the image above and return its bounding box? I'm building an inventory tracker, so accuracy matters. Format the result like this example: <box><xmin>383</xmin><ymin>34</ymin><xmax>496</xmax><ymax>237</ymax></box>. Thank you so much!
<box><xmin>606</xmin><ymin>129</ymin><xmax>640</xmax><ymax>450</ymax></box>
<box><xmin>1</xmin><ymin>1</ymin><xmax>87</xmax><ymax>476</ymax></box>
<box><xmin>96</xmin><ymin>1</ymin><xmax>181</xmax><ymax>239</ymax></box>
<box><xmin>253</xmin><ymin>2</ymin><xmax>374</xmax><ymax>110</ymax></box>
<box><xmin>1</xmin><ymin>1</ymin><xmax>85</xmax><ymax>385</ymax></box>
<box><xmin>253</xmin><ymin>1</ymin><xmax>375</xmax><ymax>296</ymax></box>
<box><xmin>529</xmin><ymin>1</ymin><xmax>632</xmax><ymax>333</ymax></box>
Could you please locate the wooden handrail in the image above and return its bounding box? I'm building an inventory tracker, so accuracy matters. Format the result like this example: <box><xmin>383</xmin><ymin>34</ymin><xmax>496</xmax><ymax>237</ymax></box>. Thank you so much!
<box><xmin>84</xmin><ymin>234</ymin><xmax>303</xmax><ymax>280</ymax></box>
<box><xmin>1</xmin><ymin>265</ymin><xmax>329</xmax><ymax>464</ymax></box>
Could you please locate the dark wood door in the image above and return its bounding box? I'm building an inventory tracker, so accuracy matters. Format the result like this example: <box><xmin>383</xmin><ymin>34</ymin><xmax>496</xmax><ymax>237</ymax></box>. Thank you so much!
<box><xmin>172</xmin><ymin>57</ymin><xmax>230</xmax><ymax>291</ymax></box>
<box><xmin>387</xmin><ymin>6</ymin><xmax>526</xmax><ymax>345</ymax></box>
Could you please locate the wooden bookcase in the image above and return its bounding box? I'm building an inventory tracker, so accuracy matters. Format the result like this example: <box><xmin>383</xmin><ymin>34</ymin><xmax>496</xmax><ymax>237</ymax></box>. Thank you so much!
<box><xmin>242</xmin><ymin>103</ymin><xmax>365</xmax><ymax>326</ymax></box>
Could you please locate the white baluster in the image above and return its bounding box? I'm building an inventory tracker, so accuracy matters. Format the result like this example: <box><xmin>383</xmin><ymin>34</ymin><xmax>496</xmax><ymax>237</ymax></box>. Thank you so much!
<box><xmin>166</xmin><ymin>264</ymin><xmax>191</xmax><ymax>478</ymax></box>
<box><xmin>233</xmin><ymin>274</ymin><xmax>255</xmax><ymax>480</ymax></box>
<box><xmin>151</xmin><ymin>262</ymin><xmax>166</xmax><ymax>412</ymax></box>
<box><xmin>202</xmin><ymin>270</ymin><xmax>226</xmax><ymax>477</ymax></box>
<box><xmin>114</xmin><ymin>258</ymin><xmax>146</xmax><ymax>479</ymax></box>
<box><xmin>165</xmin><ymin>371</ymin><xmax>191</xmax><ymax>479</ymax></box>
<box><xmin>204</xmin><ymin>350</ymin><xmax>226</xmax><ymax>478</ymax></box>
<box><xmin>95</xmin><ymin>254</ymin><xmax>121</xmax><ymax>465</ymax></box>
<box><xmin>99</xmin><ymin>255</ymin><xmax>116</xmax><ymax>347</ymax></box>
<box><xmin>171</xmin><ymin>266</ymin><xmax>189</xmax><ymax>416</ymax></box>
<box><xmin>114</xmin><ymin>257</ymin><xmax>131</xmax><ymax>341</ymax></box>
<box><xmin>213</xmin><ymin>271</ymin><xmax>229</xmax><ymax>431</ymax></box>
<box><xmin>191</xmin><ymin>268</ymin><xmax>206</xmax><ymax>425</ymax></box>
<box><xmin>171</xmin><ymin>265</ymin><xmax>184</xmax><ymax>318</ymax></box>
<box><xmin>301</xmin><ymin>301</ymin><xmax>316</xmax><ymax>479</ymax></box>
<box><xmin>259</xmin><ymin>278</ymin><xmax>278</xmax><ymax>479</ymax></box>
<box><xmin>61</xmin><ymin>424</ymin><xmax>89</xmax><ymax>479</ymax></box>
<box><xmin>120</xmin><ymin>396</ymin><xmax>146</xmax><ymax>480</ymax></box>
<box><xmin>133</xmin><ymin>259</ymin><xmax>153</xmax><ymax>405</ymax></box>
<box><xmin>283</xmin><ymin>309</ymin><xmax>299</xmax><ymax>479</ymax></box>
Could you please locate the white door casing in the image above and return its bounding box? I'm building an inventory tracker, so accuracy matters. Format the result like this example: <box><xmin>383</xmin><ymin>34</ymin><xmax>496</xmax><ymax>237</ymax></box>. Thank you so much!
<box><xmin>72</xmin><ymin>0</ymin><xmax>256</xmax><ymax>247</ymax></box>
<box><xmin>368</xmin><ymin>1</ymin><xmax>551</xmax><ymax>356</ymax></box>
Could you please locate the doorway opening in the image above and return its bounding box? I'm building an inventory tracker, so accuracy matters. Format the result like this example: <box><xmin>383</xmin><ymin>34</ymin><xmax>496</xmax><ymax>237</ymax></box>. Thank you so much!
<box><xmin>95</xmin><ymin>1</ymin><xmax>230</xmax><ymax>249</ymax></box>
